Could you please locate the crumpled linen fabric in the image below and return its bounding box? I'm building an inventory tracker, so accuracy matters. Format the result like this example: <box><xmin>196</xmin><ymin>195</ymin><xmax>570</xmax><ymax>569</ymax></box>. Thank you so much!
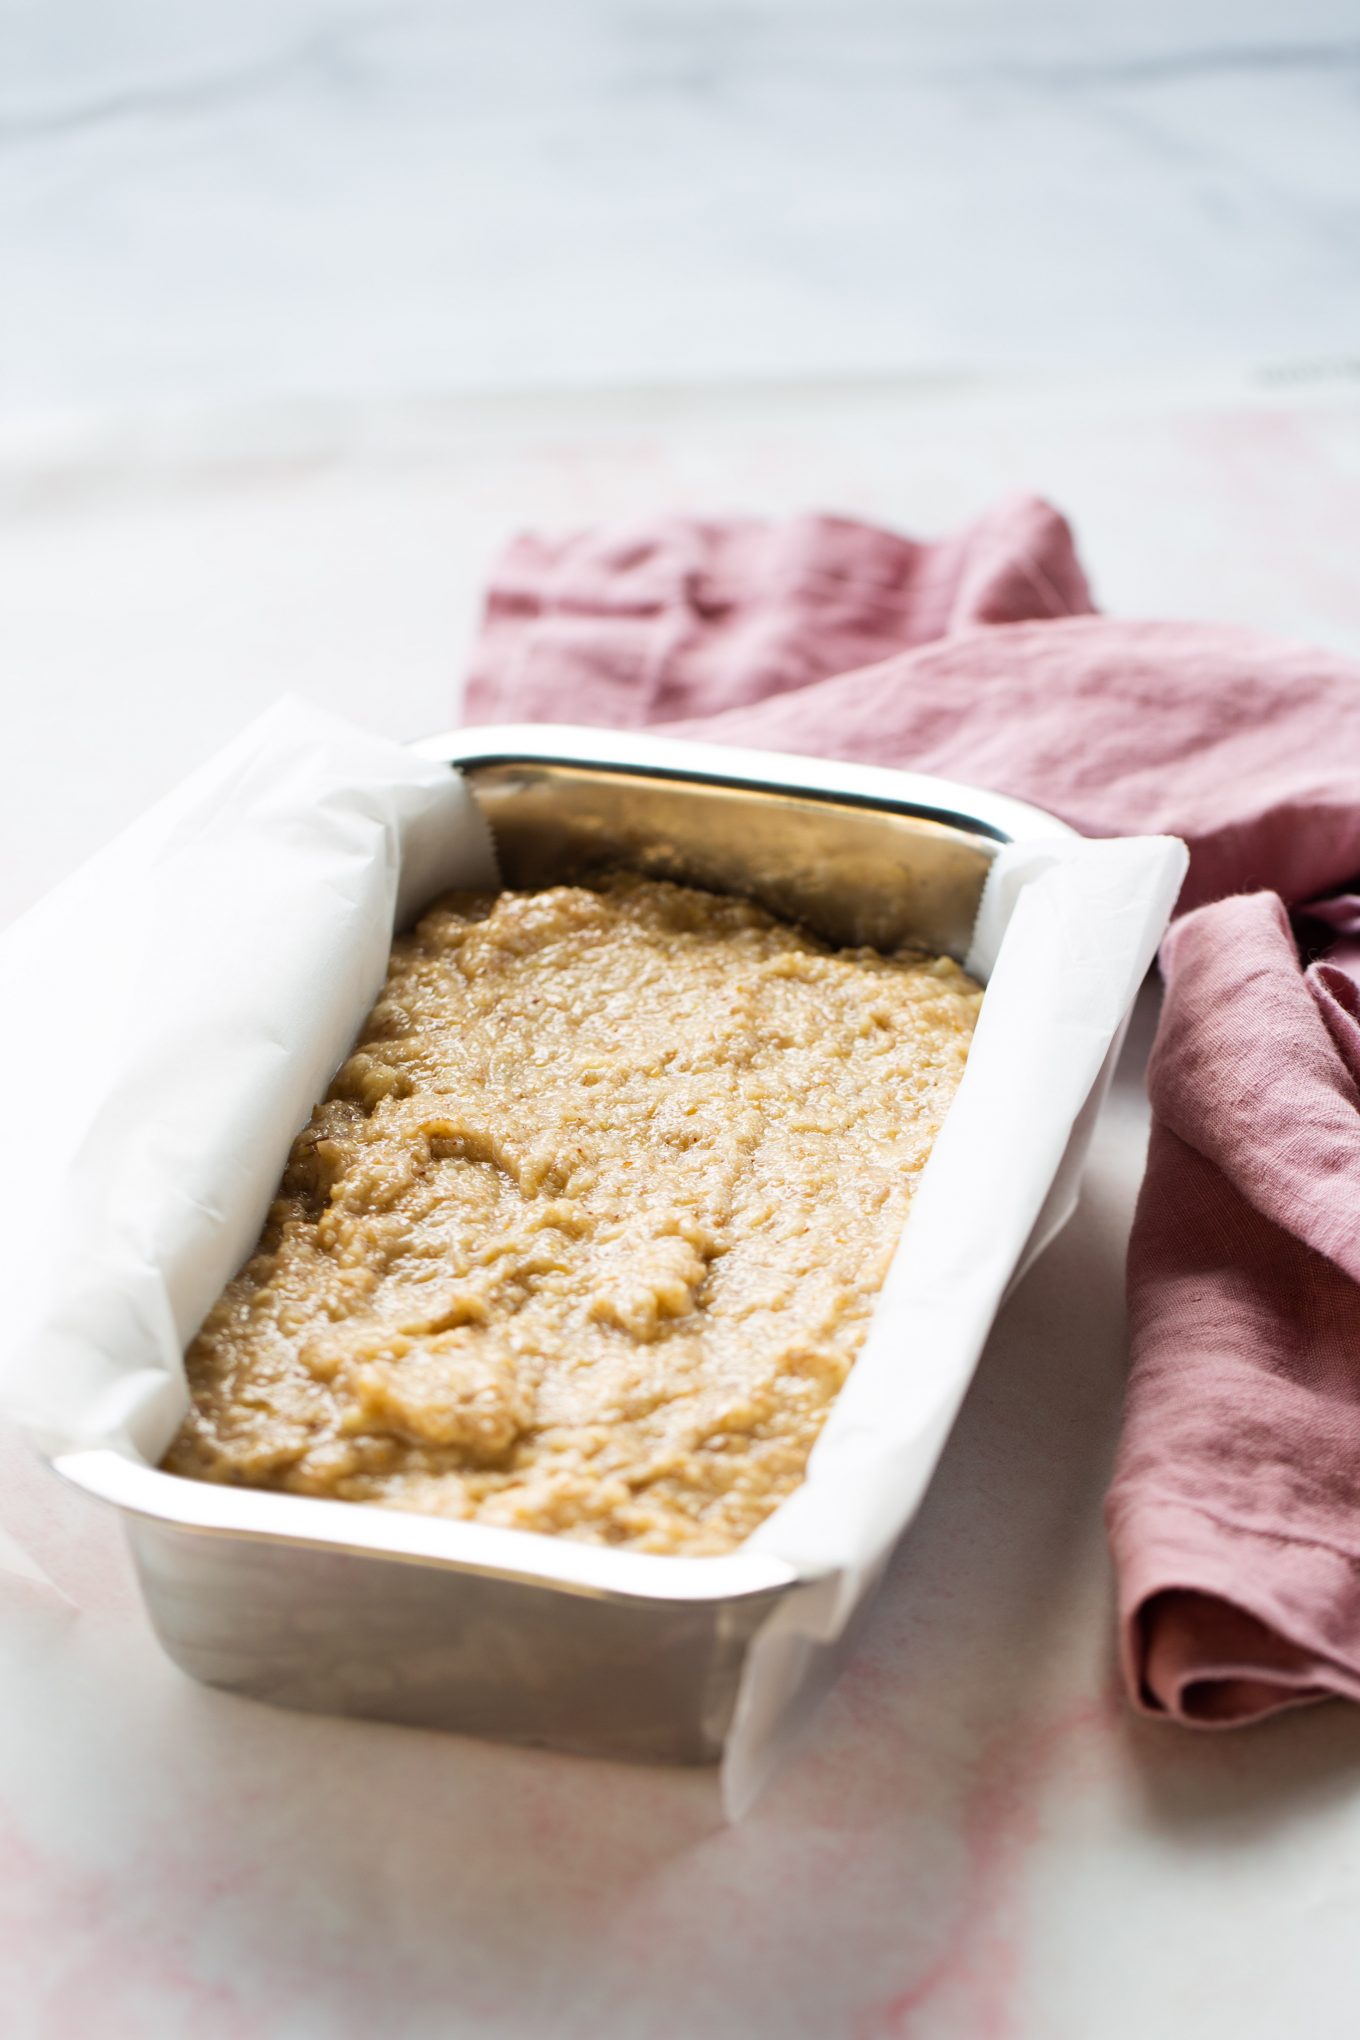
<box><xmin>466</xmin><ymin>493</ymin><xmax>1360</xmax><ymax>1727</ymax></box>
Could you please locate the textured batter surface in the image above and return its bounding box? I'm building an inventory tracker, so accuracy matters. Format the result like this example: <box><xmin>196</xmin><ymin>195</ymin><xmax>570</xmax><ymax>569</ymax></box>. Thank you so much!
<box><xmin>165</xmin><ymin>878</ymin><xmax>981</xmax><ymax>1553</ymax></box>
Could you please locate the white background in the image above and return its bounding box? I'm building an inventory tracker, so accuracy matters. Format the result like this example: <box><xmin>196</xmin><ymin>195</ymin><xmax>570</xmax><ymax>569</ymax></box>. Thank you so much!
<box><xmin>2</xmin><ymin>3</ymin><xmax>1360</xmax><ymax>2034</ymax></box>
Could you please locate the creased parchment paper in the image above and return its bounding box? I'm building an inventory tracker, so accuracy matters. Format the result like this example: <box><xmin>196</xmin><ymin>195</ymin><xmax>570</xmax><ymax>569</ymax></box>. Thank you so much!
<box><xmin>0</xmin><ymin>699</ymin><xmax>1185</xmax><ymax>1814</ymax></box>
<box><xmin>0</xmin><ymin>698</ymin><xmax>494</xmax><ymax>1459</ymax></box>
<box><xmin>726</xmin><ymin>833</ymin><xmax>1185</xmax><ymax>1812</ymax></box>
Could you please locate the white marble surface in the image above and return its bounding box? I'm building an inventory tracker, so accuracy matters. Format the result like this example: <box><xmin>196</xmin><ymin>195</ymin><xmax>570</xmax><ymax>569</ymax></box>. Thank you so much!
<box><xmin>1</xmin><ymin>1</ymin><xmax>1358</xmax><ymax>415</ymax></box>
<box><xmin>4</xmin><ymin>371</ymin><xmax>1360</xmax><ymax>2037</ymax></box>
<box><xmin>4</xmin><ymin>367</ymin><xmax>1360</xmax><ymax>931</ymax></box>
<box><xmin>6</xmin><ymin>977</ymin><xmax>1360</xmax><ymax>2040</ymax></box>
<box><xmin>5</xmin><ymin>1</ymin><xmax>1360</xmax><ymax>2032</ymax></box>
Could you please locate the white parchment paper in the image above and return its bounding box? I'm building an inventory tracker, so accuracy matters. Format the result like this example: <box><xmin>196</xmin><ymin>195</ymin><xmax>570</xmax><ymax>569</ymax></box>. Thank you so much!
<box><xmin>0</xmin><ymin>700</ymin><xmax>1185</xmax><ymax>1812</ymax></box>
<box><xmin>0</xmin><ymin>698</ymin><xmax>494</xmax><ymax>1459</ymax></box>
<box><xmin>724</xmin><ymin>834</ymin><xmax>1187</xmax><ymax>1813</ymax></box>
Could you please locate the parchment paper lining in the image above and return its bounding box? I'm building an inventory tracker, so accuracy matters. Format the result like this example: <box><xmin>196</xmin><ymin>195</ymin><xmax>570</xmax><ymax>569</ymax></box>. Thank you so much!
<box><xmin>0</xmin><ymin>700</ymin><xmax>1185</xmax><ymax>1812</ymax></box>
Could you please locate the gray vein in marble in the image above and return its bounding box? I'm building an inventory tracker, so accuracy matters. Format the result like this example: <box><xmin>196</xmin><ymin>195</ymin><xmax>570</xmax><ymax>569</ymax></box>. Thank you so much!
<box><xmin>983</xmin><ymin>39</ymin><xmax>1360</xmax><ymax>88</ymax></box>
<box><xmin>0</xmin><ymin>9</ymin><xmax>398</xmax><ymax>144</ymax></box>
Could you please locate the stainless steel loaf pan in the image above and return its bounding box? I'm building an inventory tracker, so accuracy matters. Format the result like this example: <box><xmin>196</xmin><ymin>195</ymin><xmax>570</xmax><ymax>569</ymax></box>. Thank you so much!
<box><xmin>54</xmin><ymin>727</ymin><xmax>1075</xmax><ymax>1765</ymax></box>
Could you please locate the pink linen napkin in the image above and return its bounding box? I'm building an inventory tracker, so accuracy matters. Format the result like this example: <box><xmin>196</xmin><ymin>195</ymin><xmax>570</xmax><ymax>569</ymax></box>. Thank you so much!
<box><xmin>465</xmin><ymin>495</ymin><xmax>1360</xmax><ymax>1729</ymax></box>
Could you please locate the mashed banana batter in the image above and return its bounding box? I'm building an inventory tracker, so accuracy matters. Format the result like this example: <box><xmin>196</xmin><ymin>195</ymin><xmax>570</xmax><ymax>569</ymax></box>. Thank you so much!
<box><xmin>166</xmin><ymin>877</ymin><xmax>981</xmax><ymax>1553</ymax></box>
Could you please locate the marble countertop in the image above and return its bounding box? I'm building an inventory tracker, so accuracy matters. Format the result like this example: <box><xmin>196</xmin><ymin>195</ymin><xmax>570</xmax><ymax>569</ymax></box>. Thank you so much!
<box><xmin>9</xmin><ymin>974</ymin><xmax>1360</xmax><ymax>2040</ymax></box>
<box><xmin>5</xmin><ymin>0</ymin><xmax>1360</xmax><ymax>2031</ymax></box>
<box><xmin>2</xmin><ymin>0</ymin><xmax>1358</xmax><ymax>415</ymax></box>
<box><xmin>4</xmin><ymin>365</ymin><xmax>1359</xmax><ymax>933</ymax></box>
<box><xmin>4</xmin><ymin>367</ymin><xmax>1360</xmax><ymax>2039</ymax></box>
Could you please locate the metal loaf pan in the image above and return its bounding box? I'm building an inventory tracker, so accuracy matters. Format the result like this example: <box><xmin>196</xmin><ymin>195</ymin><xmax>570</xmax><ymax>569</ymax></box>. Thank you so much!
<box><xmin>54</xmin><ymin>727</ymin><xmax>1072</xmax><ymax>1765</ymax></box>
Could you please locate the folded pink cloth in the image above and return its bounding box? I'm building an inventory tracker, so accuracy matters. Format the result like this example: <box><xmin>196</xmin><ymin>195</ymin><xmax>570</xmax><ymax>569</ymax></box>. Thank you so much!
<box><xmin>466</xmin><ymin>496</ymin><xmax>1360</xmax><ymax>1728</ymax></box>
